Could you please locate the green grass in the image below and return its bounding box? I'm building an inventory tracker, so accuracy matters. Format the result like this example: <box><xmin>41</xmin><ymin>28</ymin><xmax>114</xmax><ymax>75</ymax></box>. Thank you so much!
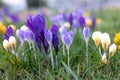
<box><xmin>0</xmin><ymin>9</ymin><xmax>120</xmax><ymax>80</ymax></box>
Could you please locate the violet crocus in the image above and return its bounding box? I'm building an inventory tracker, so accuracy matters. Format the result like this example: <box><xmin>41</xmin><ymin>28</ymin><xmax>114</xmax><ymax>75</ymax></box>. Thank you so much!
<box><xmin>79</xmin><ymin>16</ymin><xmax>85</xmax><ymax>29</ymax></box>
<box><xmin>83</xmin><ymin>26</ymin><xmax>90</xmax><ymax>67</ymax></box>
<box><xmin>59</xmin><ymin>26</ymin><xmax>67</xmax><ymax>56</ymax></box>
<box><xmin>92</xmin><ymin>18</ymin><xmax>96</xmax><ymax>28</ymax></box>
<box><xmin>4</xmin><ymin>26</ymin><xmax>14</xmax><ymax>40</ymax></box>
<box><xmin>44</xmin><ymin>30</ymin><xmax>54</xmax><ymax>69</ymax></box>
<box><xmin>62</xmin><ymin>30</ymin><xmax>74</xmax><ymax>67</ymax></box>
<box><xmin>9</xmin><ymin>13</ymin><xmax>20</xmax><ymax>23</ymax></box>
<box><xmin>51</xmin><ymin>13</ymin><xmax>65</xmax><ymax>26</ymax></box>
<box><xmin>16</xmin><ymin>25</ymin><xmax>35</xmax><ymax>45</ymax></box>
<box><xmin>50</xmin><ymin>24</ymin><xmax>59</xmax><ymax>55</ymax></box>
<box><xmin>26</xmin><ymin>14</ymin><xmax>49</xmax><ymax>54</ymax></box>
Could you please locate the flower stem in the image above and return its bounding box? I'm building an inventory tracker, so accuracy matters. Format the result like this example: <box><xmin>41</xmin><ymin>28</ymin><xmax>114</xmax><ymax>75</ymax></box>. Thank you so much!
<box><xmin>50</xmin><ymin>44</ymin><xmax>54</xmax><ymax>69</ymax></box>
<box><xmin>63</xmin><ymin>44</ymin><xmax>65</xmax><ymax>56</ymax></box>
<box><xmin>99</xmin><ymin>47</ymin><xmax>102</xmax><ymax>58</ymax></box>
<box><xmin>86</xmin><ymin>41</ymin><xmax>88</xmax><ymax>67</ymax></box>
<box><xmin>66</xmin><ymin>46</ymin><xmax>70</xmax><ymax>67</ymax></box>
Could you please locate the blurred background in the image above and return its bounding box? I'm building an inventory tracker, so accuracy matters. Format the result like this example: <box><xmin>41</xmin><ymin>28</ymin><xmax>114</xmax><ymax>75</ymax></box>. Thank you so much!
<box><xmin>0</xmin><ymin>0</ymin><xmax>120</xmax><ymax>12</ymax></box>
<box><xmin>0</xmin><ymin>0</ymin><xmax>120</xmax><ymax>25</ymax></box>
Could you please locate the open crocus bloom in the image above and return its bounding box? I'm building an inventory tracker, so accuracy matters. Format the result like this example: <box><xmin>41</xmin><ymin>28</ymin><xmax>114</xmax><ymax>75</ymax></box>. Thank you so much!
<box><xmin>92</xmin><ymin>31</ymin><xmax>101</xmax><ymax>47</ymax></box>
<box><xmin>100</xmin><ymin>33</ymin><xmax>111</xmax><ymax>51</ymax></box>
<box><xmin>109</xmin><ymin>43</ymin><xmax>117</xmax><ymax>57</ymax></box>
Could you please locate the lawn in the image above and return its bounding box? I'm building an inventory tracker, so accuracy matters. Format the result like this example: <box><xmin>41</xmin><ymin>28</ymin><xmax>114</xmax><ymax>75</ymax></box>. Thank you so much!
<box><xmin>0</xmin><ymin>9</ymin><xmax>120</xmax><ymax>80</ymax></box>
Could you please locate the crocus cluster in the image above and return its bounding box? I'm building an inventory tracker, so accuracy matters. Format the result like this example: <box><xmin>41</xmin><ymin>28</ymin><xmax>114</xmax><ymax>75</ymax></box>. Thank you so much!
<box><xmin>3</xmin><ymin>26</ymin><xmax>16</xmax><ymax>54</ymax></box>
<box><xmin>92</xmin><ymin>31</ymin><xmax>117</xmax><ymax>64</ymax></box>
<box><xmin>51</xmin><ymin>9</ymin><xmax>97</xmax><ymax>33</ymax></box>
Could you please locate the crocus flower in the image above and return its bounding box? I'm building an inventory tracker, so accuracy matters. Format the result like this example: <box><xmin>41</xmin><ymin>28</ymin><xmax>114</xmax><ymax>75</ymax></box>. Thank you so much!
<box><xmin>51</xmin><ymin>13</ymin><xmax>65</xmax><ymax>26</ymax></box>
<box><xmin>9</xmin><ymin>36</ymin><xmax>16</xmax><ymax>50</ymax></box>
<box><xmin>83</xmin><ymin>26</ymin><xmax>90</xmax><ymax>67</ymax></box>
<box><xmin>50</xmin><ymin>24</ymin><xmax>59</xmax><ymax>55</ymax></box>
<box><xmin>8</xmin><ymin>13</ymin><xmax>20</xmax><ymax>23</ymax></box>
<box><xmin>3</xmin><ymin>39</ymin><xmax>9</xmax><ymax>51</ymax></box>
<box><xmin>85</xmin><ymin>18</ymin><xmax>92</xmax><ymax>27</ymax></box>
<box><xmin>83</xmin><ymin>27</ymin><xmax>90</xmax><ymax>42</ymax></box>
<box><xmin>63</xmin><ymin>22</ymin><xmax>71</xmax><ymax>30</ymax></box>
<box><xmin>114</xmin><ymin>32</ymin><xmax>120</xmax><ymax>50</ymax></box>
<box><xmin>0</xmin><ymin>22</ymin><xmax>6</xmax><ymax>34</ymax></box>
<box><xmin>17</xmin><ymin>25</ymin><xmax>35</xmax><ymax>44</ymax></box>
<box><xmin>4</xmin><ymin>26</ymin><xmax>14</xmax><ymax>40</ymax></box>
<box><xmin>92</xmin><ymin>31</ymin><xmax>102</xmax><ymax>47</ymax></box>
<box><xmin>96</xmin><ymin>18</ymin><xmax>102</xmax><ymax>25</ymax></box>
<box><xmin>62</xmin><ymin>30</ymin><xmax>74</xmax><ymax>67</ymax></box>
<box><xmin>9</xmin><ymin>24</ymin><xmax>16</xmax><ymax>31</ymax></box>
<box><xmin>44</xmin><ymin>30</ymin><xmax>52</xmax><ymax>45</ymax></box>
<box><xmin>68</xmin><ymin>13</ymin><xmax>73</xmax><ymax>26</ymax></box>
<box><xmin>63</xmin><ymin>33</ymin><xmax>73</xmax><ymax>46</ymax></box>
<box><xmin>3</xmin><ymin>36</ymin><xmax>16</xmax><ymax>54</ymax></box>
<box><xmin>26</xmin><ymin>14</ymin><xmax>49</xmax><ymax>54</ymax></box>
<box><xmin>109</xmin><ymin>43</ymin><xmax>117</xmax><ymax>57</ymax></box>
<box><xmin>102</xmin><ymin>53</ymin><xmax>107</xmax><ymax>64</ymax></box>
<box><xmin>100</xmin><ymin>33</ymin><xmax>111</xmax><ymax>51</ymax></box>
<box><xmin>91</xmin><ymin>18</ymin><xmax>96</xmax><ymax>28</ymax></box>
<box><xmin>79</xmin><ymin>16</ymin><xmax>85</xmax><ymax>29</ymax></box>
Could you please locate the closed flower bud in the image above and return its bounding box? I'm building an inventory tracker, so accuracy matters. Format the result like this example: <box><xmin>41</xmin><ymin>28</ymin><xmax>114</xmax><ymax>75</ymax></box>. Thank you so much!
<box><xmin>9</xmin><ymin>36</ymin><xmax>16</xmax><ymax>50</ymax></box>
<box><xmin>109</xmin><ymin>43</ymin><xmax>117</xmax><ymax>57</ymax></box>
<box><xmin>92</xmin><ymin>31</ymin><xmax>101</xmax><ymax>47</ymax></box>
<box><xmin>102</xmin><ymin>53</ymin><xmax>107</xmax><ymax>64</ymax></box>
<box><xmin>100</xmin><ymin>33</ymin><xmax>111</xmax><ymax>51</ymax></box>
<box><xmin>3</xmin><ymin>39</ymin><xmax>9</xmax><ymax>51</ymax></box>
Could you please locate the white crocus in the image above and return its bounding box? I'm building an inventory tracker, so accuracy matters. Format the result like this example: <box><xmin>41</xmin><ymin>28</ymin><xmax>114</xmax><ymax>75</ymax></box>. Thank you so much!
<box><xmin>9</xmin><ymin>36</ymin><xmax>16</xmax><ymax>50</ymax></box>
<box><xmin>92</xmin><ymin>31</ymin><xmax>102</xmax><ymax>47</ymax></box>
<box><xmin>109</xmin><ymin>43</ymin><xmax>117</xmax><ymax>57</ymax></box>
<box><xmin>102</xmin><ymin>53</ymin><xmax>107</xmax><ymax>64</ymax></box>
<box><xmin>3</xmin><ymin>39</ymin><xmax>10</xmax><ymax>51</ymax></box>
<box><xmin>100</xmin><ymin>33</ymin><xmax>111</xmax><ymax>51</ymax></box>
<box><xmin>63</xmin><ymin>22</ymin><xmax>70</xmax><ymax>30</ymax></box>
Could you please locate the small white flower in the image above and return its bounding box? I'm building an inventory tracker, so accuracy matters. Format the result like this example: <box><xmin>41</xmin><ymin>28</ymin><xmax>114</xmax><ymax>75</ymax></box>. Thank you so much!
<box><xmin>100</xmin><ymin>33</ymin><xmax>111</xmax><ymax>51</ymax></box>
<box><xmin>109</xmin><ymin>43</ymin><xmax>117</xmax><ymax>57</ymax></box>
<box><xmin>63</xmin><ymin>22</ymin><xmax>70</xmax><ymax>30</ymax></box>
<box><xmin>9</xmin><ymin>36</ymin><xmax>16</xmax><ymax>50</ymax></box>
<box><xmin>21</xmin><ymin>25</ymin><xmax>29</xmax><ymax>31</ymax></box>
<box><xmin>102</xmin><ymin>53</ymin><xmax>107</xmax><ymax>64</ymax></box>
<box><xmin>92</xmin><ymin>31</ymin><xmax>101</xmax><ymax>47</ymax></box>
<box><xmin>3</xmin><ymin>39</ymin><xmax>10</xmax><ymax>51</ymax></box>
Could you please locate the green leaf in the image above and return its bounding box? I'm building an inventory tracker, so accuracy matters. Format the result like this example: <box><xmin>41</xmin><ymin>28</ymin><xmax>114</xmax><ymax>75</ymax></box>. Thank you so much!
<box><xmin>61</xmin><ymin>60</ymin><xmax>79</xmax><ymax>80</ymax></box>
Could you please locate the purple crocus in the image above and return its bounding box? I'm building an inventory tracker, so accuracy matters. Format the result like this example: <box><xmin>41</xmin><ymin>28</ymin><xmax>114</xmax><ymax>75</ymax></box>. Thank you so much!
<box><xmin>51</xmin><ymin>13</ymin><xmax>65</xmax><ymax>26</ymax></box>
<box><xmin>9</xmin><ymin>13</ymin><xmax>20</xmax><ymax>23</ymax></box>
<box><xmin>44</xmin><ymin>30</ymin><xmax>52</xmax><ymax>45</ymax></box>
<box><xmin>50</xmin><ymin>24</ymin><xmax>59</xmax><ymax>55</ymax></box>
<box><xmin>16</xmin><ymin>25</ymin><xmax>35</xmax><ymax>44</ymax></box>
<box><xmin>83</xmin><ymin>27</ymin><xmax>90</xmax><ymax>42</ymax></box>
<box><xmin>26</xmin><ymin>14</ymin><xmax>49</xmax><ymax>54</ymax></box>
<box><xmin>68</xmin><ymin>13</ymin><xmax>73</xmax><ymax>26</ymax></box>
<box><xmin>4</xmin><ymin>26</ymin><xmax>14</xmax><ymax>40</ymax></box>
<box><xmin>63</xmin><ymin>33</ymin><xmax>73</xmax><ymax>46</ymax></box>
<box><xmin>92</xmin><ymin>18</ymin><xmax>96</xmax><ymax>28</ymax></box>
<box><xmin>79</xmin><ymin>16</ymin><xmax>85</xmax><ymax>29</ymax></box>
